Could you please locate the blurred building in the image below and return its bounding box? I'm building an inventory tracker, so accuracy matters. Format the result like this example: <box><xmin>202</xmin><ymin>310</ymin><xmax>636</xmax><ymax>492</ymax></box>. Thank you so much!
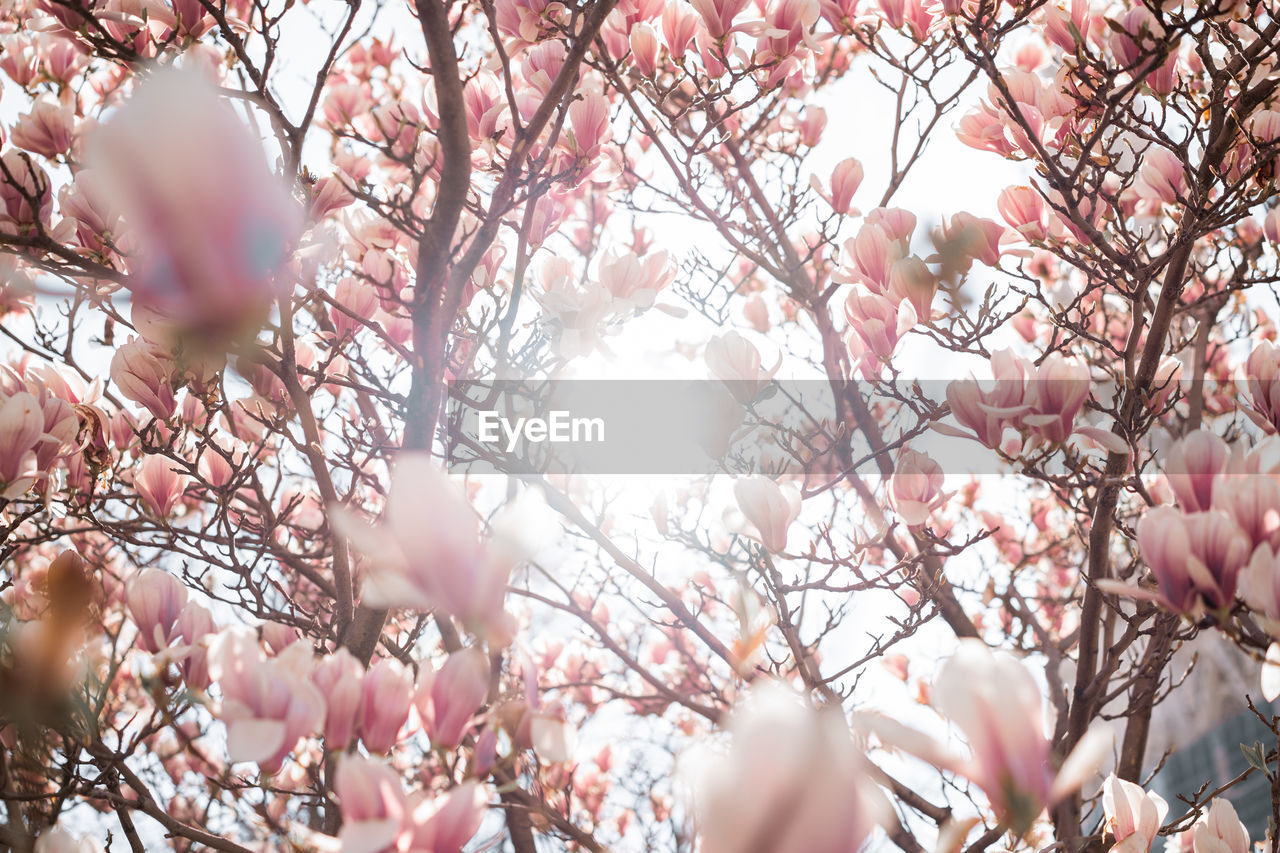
<box><xmin>1146</xmin><ymin>632</ymin><xmax>1275</xmax><ymax>843</ymax></box>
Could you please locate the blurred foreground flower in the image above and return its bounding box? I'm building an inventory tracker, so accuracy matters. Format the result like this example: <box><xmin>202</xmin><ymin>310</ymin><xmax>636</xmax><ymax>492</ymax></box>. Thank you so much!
<box><xmin>91</xmin><ymin>68</ymin><xmax>302</xmax><ymax>344</ymax></box>
<box><xmin>332</xmin><ymin>453</ymin><xmax>548</xmax><ymax>641</ymax></box>
<box><xmin>680</xmin><ymin>681</ymin><xmax>886</xmax><ymax>853</ymax></box>
<box><xmin>858</xmin><ymin>640</ymin><xmax>1110</xmax><ymax>836</ymax></box>
<box><xmin>329</xmin><ymin>753</ymin><xmax>488</xmax><ymax>853</ymax></box>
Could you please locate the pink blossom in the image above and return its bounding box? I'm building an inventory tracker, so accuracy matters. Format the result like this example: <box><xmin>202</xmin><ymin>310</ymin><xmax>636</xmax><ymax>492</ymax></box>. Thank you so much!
<box><xmin>936</xmin><ymin>212</ymin><xmax>1006</xmax><ymax>270</ymax></box>
<box><xmin>1193</xmin><ymin>800</ymin><xmax>1250</xmax><ymax>853</ymax></box>
<box><xmin>598</xmin><ymin>247</ymin><xmax>675</xmax><ymax>309</ymax></box>
<box><xmin>1135</xmin><ymin>146</ymin><xmax>1185</xmax><ymax>205</ymax></box>
<box><xmin>312</xmin><ymin>648</ymin><xmax>364</xmax><ymax>750</ymax></box>
<box><xmin>568</xmin><ymin>89</ymin><xmax>613</xmax><ymax>163</ymax></box>
<box><xmin>890</xmin><ymin>449</ymin><xmax>946</xmax><ymax>528</ymax></box>
<box><xmin>825</xmin><ymin>157</ymin><xmax>864</xmax><ymax>215</ymax></box>
<box><xmin>110</xmin><ymin>337</ymin><xmax>177</xmax><ymax>421</ymax></box>
<box><xmin>0</xmin><ymin>390</ymin><xmax>45</xmax><ymax>498</ymax></box>
<box><xmin>1102</xmin><ymin>775</ymin><xmax>1167</xmax><ymax>853</ymax></box>
<box><xmin>682</xmin><ymin>681</ymin><xmax>884</xmax><ymax>853</ymax></box>
<box><xmin>797</xmin><ymin>106</ymin><xmax>827</xmax><ymax>147</ymax></box>
<box><xmin>207</xmin><ymin>627</ymin><xmax>325</xmax><ymax>773</ymax></box>
<box><xmin>90</xmin><ymin>68</ymin><xmax>303</xmax><ymax>341</ymax></box>
<box><xmin>704</xmin><ymin>331</ymin><xmax>781</xmax><ymax>404</ymax></box>
<box><xmin>11</xmin><ymin>98</ymin><xmax>75</xmax><ymax>159</ymax></box>
<box><xmin>1043</xmin><ymin>0</ymin><xmax>1090</xmax><ymax>53</ymax></box>
<box><xmin>733</xmin><ymin>476</ymin><xmax>801</xmax><ymax>553</ymax></box>
<box><xmin>1137</xmin><ymin>507</ymin><xmax>1250</xmax><ymax>615</ymax></box>
<box><xmin>956</xmin><ymin>103</ymin><xmax>1017</xmax><ymax>158</ymax></box>
<box><xmin>334</xmin><ymin>754</ymin><xmax>409</xmax><ymax>853</ymax></box>
<box><xmin>359</xmin><ymin>657</ymin><xmax>415</xmax><ymax>753</ymax></box>
<box><xmin>1164</xmin><ymin>430</ymin><xmax>1229</xmax><ymax>512</ymax></box>
<box><xmin>133</xmin><ymin>454</ymin><xmax>188</xmax><ymax>518</ymax></box>
<box><xmin>863</xmin><ymin>641</ymin><xmax>1110</xmax><ymax>835</ymax></box>
<box><xmin>0</xmin><ymin>151</ymin><xmax>53</xmax><ymax>236</ymax></box>
<box><xmin>944</xmin><ymin>349</ymin><xmax>1033</xmax><ymax>449</ymax></box>
<box><xmin>887</xmin><ymin>256</ymin><xmax>937</xmax><ymax>322</ymax></box>
<box><xmin>1023</xmin><ymin>353</ymin><xmax>1090</xmax><ymax>443</ymax></box>
<box><xmin>172</xmin><ymin>601</ymin><xmax>215</xmax><ymax>689</ymax></box>
<box><xmin>630</xmin><ymin>23</ymin><xmax>660</xmax><ymax>75</ymax></box>
<box><xmin>331</xmin><ymin>454</ymin><xmax>516</xmax><ymax>638</ymax></box>
<box><xmin>845</xmin><ymin>287</ymin><xmax>917</xmax><ymax>362</ymax></box>
<box><xmin>416</xmin><ymin>647</ymin><xmax>489</xmax><ymax>750</ymax></box>
<box><xmin>661</xmin><ymin>3</ymin><xmax>699</xmax><ymax>56</ymax></box>
<box><xmin>998</xmin><ymin>186</ymin><xmax>1048</xmax><ymax>242</ymax></box>
<box><xmin>403</xmin><ymin>782</ymin><xmax>488</xmax><ymax>853</ymax></box>
<box><xmin>689</xmin><ymin>0</ymin><xmax>752</xmax><ymax>39</ymax></box>
<box><xmin>126</xmin><ymin>568</ymin><xmax>188</xmax><ymax>653</ymax></box>
<box><xmin>1266</xmin><ymin>208</ymin><xmax>1280</xmax><ymax>244</ymax></box>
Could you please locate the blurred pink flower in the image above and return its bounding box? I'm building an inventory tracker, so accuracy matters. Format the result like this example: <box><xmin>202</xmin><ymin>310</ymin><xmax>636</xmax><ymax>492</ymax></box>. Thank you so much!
<box><xmin>90</xmin><ymin>68</ymin><xmax>302</xmax><ymax>341</ymax></box>
<box><xmin>860</xmin><ymin>641</ymin><xmax>1110</xmax><ymax>835</ymax></box>
<box><xmin>1193</xmin><ymin>799</ymin><xmax>1250</xmax><ymax>853</ymax></box>
<box><xmin>332</xmin><ymin>455</ymin><xmax>522</xmax><ymax>639</ymax></box>
<box><xmin>682</xmin><ymin>681</ymin><xmax>885</xmax><ymax>853</ymax></box>
<box><xmin>403</xmin><ymin>782</ymin><xmax>487</xmax><ymax>853</ymax></box>
<box><xmin>1164</xmin><ymin>430</ymin><xmax>1229</xmax><ymax>512</ymax></box>
<box><xmin>207</xmin><ymin>627</ymin><xmax>325</xmax><ymax>773</ymax></box>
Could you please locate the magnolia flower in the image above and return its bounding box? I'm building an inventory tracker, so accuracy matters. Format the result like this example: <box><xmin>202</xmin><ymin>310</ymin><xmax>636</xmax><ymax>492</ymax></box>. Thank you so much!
<box><xmin>133</xmin><ymin>454</ymin><xmax>189</xmax><ymax>518</ymax></box>
<box><xmin>998</xmin><ymin>186</ymin><xmax>1049</xmax><ymax>242</ymax></box>
<box><xmin>126</xmin><ymin>568</ymin><xmax>188</xmax><ymax>653</ymax></box>
<box><xmin>312</xmin><ymin>648</ymin><xmax>364</xmax><ymax>750</ymax></box>
<box><xmin>0</xmin><ymin>390</ymin><xmax>45</xmax><ymax>498</ymax></box>
<box><xmin>1124</xmin><ymin>507</ymin><xmax>1251</xmax><ymax>616</ymax></box>
<box><xmin>1192</xmin><ymin>799</ymin><xmax>1250</xmax><ymax>853</ymax></box>
<box><xmin>33</xmin><ymin>826</ymin><xmax>104</xmax><ymax>853</ymax></box>
<box><xmin>334</xmin><ymin>754</ymin><xmax>410</xmax><ymax>853</ymax></box>
<box><xmin>1164</xmin><ymin>430</ymin><xmax>1229</xmax><ymax>513</ymax></box>
<box><xmin>1102</xmin><ymin>775</ymin><xmax>1167</xmax><ymax>853</ymax></box>
<box><xmin>845</xmin><ymin>287</ymin><xmax>917</xmax><ymax>363</ymax></box>
<box><xmin>207</xmin><ymin>627</ymin><xmax>325</xmax><ymax>773</ymax></box>
<box><xmin>11</xmin><ymin>97</ymin><xmax>75</xmax><ymax>159</ymax></box>
<box><xmin>890</xmin><ymin>449</ymin><xmax>946</xmax><ymax>528</ymax></box>
<box><xmin>359</xmin><ymin>657</ymin><xmax>414</xmax><ymax>753</ymax></box>
<box><xmin>681</xmin><ymin>681</ymin><xmax>884</xmax><ymax>853</ymax></box>
<box><xmin>810</xmin><ymin>157</ymin><xmax>864</xmax><ymax>215</ymax></box>
<box><xmin>705</xmin><ymin>331</ymin><xmax>781</xmax><ymax>405</ymax></box>
<box><xmin>331</xmin><ymin>454</ymin><xmax>523</xmax><ymax>639</ymax></box>
<box><xmin>1024</xmin><ymin>353</ymin><xmax>1090</xmax><ymax>443</ymax></box>
<box><xmin>1246</xmin><ymin>340</ymin><xmax>1280</xmax><ymax>434</ymax></box>
<box><xmin>402</xmin><ymin>782</ymin><xmax>488</xmax><ymax>853</ymax></box>
<box><xmin>416</xmin><ymin>646</ymin><xmax>489</xmax><ymax>750</ymax></box>
<box><xmin>733</xmin><ymin>477</ymin><xmax>802</xmax><ymax>553</ymax></box>
<box><xmin>110</xmin><ymin>336</ymin><xmax>178</xmax><ymax>421</ymax></box>
<box><xmin>943</xmin><ymin>349</ymin><xmax>1033</xmax><ymax>449</ymax></box>
<box><xmin>597</xmin><ymin>247</ymin><xmax>675</xmax><ymax>310</ymax></box>
<box><xmin>90</xmin><ymin>68</ymin><xmax>302</xmax><ymax>342</ymax></box>
<box><xmin>859</xmin><ymin>640</ymin><xmax>1110</xmax><ymax>835</ymax></box>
